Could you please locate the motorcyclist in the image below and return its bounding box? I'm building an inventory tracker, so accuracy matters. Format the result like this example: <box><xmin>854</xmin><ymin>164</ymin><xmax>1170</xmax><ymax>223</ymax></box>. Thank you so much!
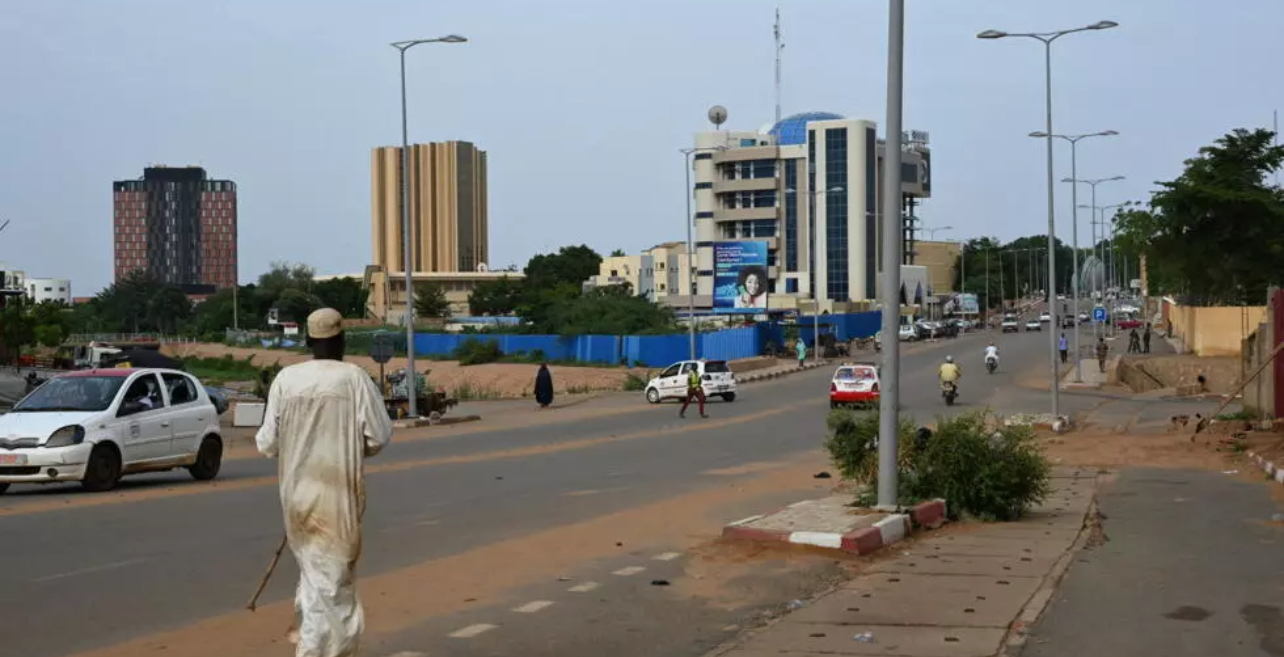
<box><xmin>939</xmin><ymin>355</ymin><xmax>962</xmax><ymax>387</ymax></box>
<box><xmin>984</xmin><ymin>342</ymin><xmax>1000</xmax><ymax>369</ymax></box>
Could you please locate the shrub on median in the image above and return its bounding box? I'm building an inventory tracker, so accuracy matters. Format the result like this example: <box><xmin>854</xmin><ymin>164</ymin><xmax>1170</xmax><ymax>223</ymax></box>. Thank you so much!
<box><xmin>824</xmin><ymin>408</ymin><xmax>1051</xmax><ymax>521</ymax></box>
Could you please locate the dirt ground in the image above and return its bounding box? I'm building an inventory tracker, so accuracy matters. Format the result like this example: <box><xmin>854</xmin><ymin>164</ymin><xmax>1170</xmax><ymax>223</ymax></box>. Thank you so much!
<box><xmin>163</xmin><ymin>342</ymin><xmax>646</xmax><ymax>399</ymax></box>
<box><xmin>1039</xmin><ymin>427</ymin><xmax>1284</xmax><ymax>472</ymax></box>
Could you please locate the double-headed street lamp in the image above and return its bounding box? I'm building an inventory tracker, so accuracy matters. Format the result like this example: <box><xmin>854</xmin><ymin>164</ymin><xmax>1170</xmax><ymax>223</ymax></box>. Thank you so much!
<box><xmin>1055</xmin><ymin>160</ymin><xmax>1121</xmax><ymax>381</ymax></box>
<box><xmin>391</xmin><ymin>34</ymin><xmax>467</xmax><ymax>419</ymax></box>
<box><xmin>680</xmin><ymin>146</ymin><xmax>728</xmax><ymax>360</ymax></box>
<box><xmin>977</xmin><ymin>19</ymin><xmax>1118</xmax><ymax>420</ymax></box>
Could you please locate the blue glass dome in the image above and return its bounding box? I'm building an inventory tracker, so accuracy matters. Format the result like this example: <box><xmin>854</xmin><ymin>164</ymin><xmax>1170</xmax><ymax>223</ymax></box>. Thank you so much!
<box><xmin>768</xmin><ymin>111</ymin><xmax>846</xmax><ymax>145</ymax></box>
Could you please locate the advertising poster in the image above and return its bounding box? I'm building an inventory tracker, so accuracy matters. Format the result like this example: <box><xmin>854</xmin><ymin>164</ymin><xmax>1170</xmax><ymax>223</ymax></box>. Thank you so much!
<box><xmin>713</xmin><ymin>241</ymin><xmax>769</xmax><ymax>312</ymax></box>
<box><xmin>958</xmin><ymin>293</ymin><xmax>979</xmax><ymax>315</ymax></box>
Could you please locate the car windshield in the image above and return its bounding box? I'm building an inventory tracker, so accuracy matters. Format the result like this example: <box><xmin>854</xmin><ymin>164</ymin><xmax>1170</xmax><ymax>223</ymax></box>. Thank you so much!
<box><xmin>703</xmin><ymin>361</ymin><xmax>730</xmax><ymax>373</ymax></box>
<box><xmin>11</xmin><ymin>376</ymin><xmax>126</xmax><ymax>412</ymax></box>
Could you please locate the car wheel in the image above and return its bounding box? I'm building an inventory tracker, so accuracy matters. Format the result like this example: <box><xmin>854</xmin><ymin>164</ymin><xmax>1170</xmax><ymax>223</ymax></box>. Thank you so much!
<box><xmin>721</xmin><ymin>392</ymin><xmax>736</xmax><ymax>402</ymax></box>
<box><xmin>0</xmin><ymin>483</ymin><xmax>8</xmax><ymax>495</ymax></box>
<box><xmin>188</xmin><ymin>436</ymin><xmax>223</xmax><ymax>481</ymax></box>
<box><xmin>645</xmin><ymin>387</ymin><xmax>660</xmax><ymax>404</ymax></box>
<box><xmin>82</xmin><ymin>444</ymin><xmax>122</xmax><ymax>493</ymax></box>
<box><xmin>830</xmin><ymin>400</ymin><xmax>838</xmax><ymax>410</ymax></box>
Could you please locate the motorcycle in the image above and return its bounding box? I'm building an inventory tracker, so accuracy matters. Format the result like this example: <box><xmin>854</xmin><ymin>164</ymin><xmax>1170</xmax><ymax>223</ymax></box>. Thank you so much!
<box><xmin>941</xmin><ymin>380</ymin><xmax>958</xmax><ymax>406</ymax></box>
<box><xmin>985</xmin><ymin>356</ymin><xmax>998</xmax><ymax>375</ymax></box>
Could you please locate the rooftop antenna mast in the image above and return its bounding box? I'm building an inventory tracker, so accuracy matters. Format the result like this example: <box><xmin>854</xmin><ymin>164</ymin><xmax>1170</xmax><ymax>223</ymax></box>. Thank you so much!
<box><xmin>774</xmin><ymin>7</ymin><xmax>784</xmax><ymax>126</ymax></box>
<box><xmin>1275</xmin><ymin>109</ymin><xmax>1279</xmax><ymax>186</ymax></box>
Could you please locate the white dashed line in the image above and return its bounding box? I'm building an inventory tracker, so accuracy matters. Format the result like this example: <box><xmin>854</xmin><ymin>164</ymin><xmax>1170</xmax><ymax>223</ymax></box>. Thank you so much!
<box><xmin>569</xmin><ymin>581</ymin><xmax>600</xmax><ymax>593</ymax></box>
<box><xmin>652</xmin><ymin>552</ymin><xmax>681</xmax><ymax>561</ymax></box>
<box><xmin>448</xmin><ymin>623</ymin><xmax>498</xmax><ymax>639</ymax></box>
<box><xmin>613</xmin><ymin>566</ymin><xmax>646</xmax><ymax>576</ymax></box>
<box><xmin>513</xmin><ymin>600</ymin><xmax>555</xmax><ymax>613</ymax></box>
<box><xmin>32</xmin><ymin>558</ymin><xmax>148</xmax><ymax>583</ymax></box>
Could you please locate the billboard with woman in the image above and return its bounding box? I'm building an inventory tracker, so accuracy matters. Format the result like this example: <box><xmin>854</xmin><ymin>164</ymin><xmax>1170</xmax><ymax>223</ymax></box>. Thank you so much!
<box><xmin>714</xmin><ymin>241</ymin><xmax>769</xmax><ymax>311</ymax></box>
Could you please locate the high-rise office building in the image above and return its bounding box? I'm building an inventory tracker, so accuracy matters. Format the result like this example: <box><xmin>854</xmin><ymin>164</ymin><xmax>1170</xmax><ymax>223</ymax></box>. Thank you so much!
<box><xmin>690</xmin><ymin>111</ymin><xmax>931</xmax><ymax>312</ymax></box>
<box><xmin>371</xmin><ymin>141</ymin><xmax>488</xmax><ymax>274</ymax></box>
<box><xmin>112</xmin><ymin>166</ymin><xmax>238</xmax><ymax>292</ymax></box>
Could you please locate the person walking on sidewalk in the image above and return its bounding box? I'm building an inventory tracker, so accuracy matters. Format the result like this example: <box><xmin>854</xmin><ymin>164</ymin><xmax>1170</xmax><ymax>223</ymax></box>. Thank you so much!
<box><xmin>796</xmin><ymin>338</ymin><xmax>807</xmax><ymax>368</ymax></box>
<box><xmin>1143</xmin><ymin>322</ymin><xmax>1153</xmax><ymax>353</ymax></box>
<box><xmin>1128</xmin><ymin>328</ymin><xmax>1141</xmax><ymax>354</ymax></box>
<box><xmin>1058</xmin><ymin>333</ymin><xmax>1069</xmax><ymax>364</ymax></box>
<box><xmin>1096</xmin><ymin>336</ymin><xmax>1110</xmax><ymax>373</ymax></box>
<box><xmin>679</xmin><ymin>365</ymin><xmax>708</xmax><ymax>419</ymax></box>
<box><xmin>256</xmin><ymin>308</ymin><xmax>394</xmax><ymax>657</ymax></box>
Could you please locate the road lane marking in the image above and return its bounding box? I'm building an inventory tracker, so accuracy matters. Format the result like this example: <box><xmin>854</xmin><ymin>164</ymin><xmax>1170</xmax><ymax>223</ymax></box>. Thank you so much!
<box><xmin>33</xmin><ymin>558</ymin><xmax>147</xmax><ymax>583</ymax></box>
<box><xmin>568</xmin><ymin>581</ymin><xmax>600</xmax><ymax>593</ymax></box>
<box><xmin>652</xmin><ymin>552</ymin><xmax>681</xmax><ymax>561</ymax></box>
<box><xmin>613</xmin><ymin>566</ymin><xmax>645</xmax><ymax>576</ymax></box>
<box><xmin>448</xmin><ymin>623</ymin><xmax>498</xmax><ymax>638</ymax></box>
<box><xmin>512</xmin><ymin>600</ymin><xmax>554</xmax><ymax>613</ymax></box>
<box><xmin>0</xmin><ymin>398</ymin><xmax>819</xmax><ymax>519</ymax></box>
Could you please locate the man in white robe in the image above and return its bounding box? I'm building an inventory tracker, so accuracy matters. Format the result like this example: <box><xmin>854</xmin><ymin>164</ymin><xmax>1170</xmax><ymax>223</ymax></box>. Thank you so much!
<box><xmin>256</xmin><ymin>308</ymin><xmax>394</xmax><ymax>657</ymax></box>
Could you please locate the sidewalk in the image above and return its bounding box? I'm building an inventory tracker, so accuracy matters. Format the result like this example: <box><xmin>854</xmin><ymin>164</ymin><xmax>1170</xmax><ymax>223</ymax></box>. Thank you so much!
<box><xmin>707</xmin><ymin>468</ymin><xmax>1097</xmax><ymax>657</ymax></box>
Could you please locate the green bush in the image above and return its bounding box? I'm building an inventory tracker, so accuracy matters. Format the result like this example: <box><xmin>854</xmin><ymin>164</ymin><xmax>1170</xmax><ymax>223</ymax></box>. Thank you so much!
<box><xmin>824</xmin><ymin>408</ymin><xmax>1051</xmax><ymax>521</ymax></box>
<box><xmin>906</xmin><ymin>411</ymin><xmax>1051</xmax><ymax>521</ymax></box>
<box><xmin>824</xmin><ymin>409</ymin><xmax>920</xmax><ymax>502</ymax></box>
<box><xmin>453</xmin><ymin>338</ymin><xmax>504</xmax><ymax>366</ymax></box>
<box><xmin>622</xmin><ymin>373</ymin><xmax>648</xmax><ymax>391</ymax></box>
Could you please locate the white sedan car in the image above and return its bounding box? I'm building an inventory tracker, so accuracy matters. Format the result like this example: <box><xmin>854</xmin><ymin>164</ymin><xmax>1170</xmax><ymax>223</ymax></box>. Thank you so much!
<box><xmin>0</xmin><ymin>368</ymin><xmax>224</xmax><ymax>494</ymax></box>
<box><xmin>644</xmin><ymin>359</ymin><xmax>738</xmax><ymax>403</ymax></box>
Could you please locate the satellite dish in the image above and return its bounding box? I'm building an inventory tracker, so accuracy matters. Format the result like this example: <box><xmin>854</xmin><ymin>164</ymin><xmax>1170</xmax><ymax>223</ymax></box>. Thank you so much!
<box><xmin>708</xmin><ymin>105</ymin><xmax>728</xmax><ymax>129</ymax></box>
<box><xmin>476</xmin><ymin>262</ymin><xmax>489</xmax><ymax>272</ymax></box>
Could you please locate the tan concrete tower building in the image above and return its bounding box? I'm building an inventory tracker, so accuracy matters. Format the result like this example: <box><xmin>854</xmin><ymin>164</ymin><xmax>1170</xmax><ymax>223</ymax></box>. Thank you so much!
<box><xmin>371</xmin><ymin>141</ymin><xmax>488</xmax><ymax>274</ymax></box>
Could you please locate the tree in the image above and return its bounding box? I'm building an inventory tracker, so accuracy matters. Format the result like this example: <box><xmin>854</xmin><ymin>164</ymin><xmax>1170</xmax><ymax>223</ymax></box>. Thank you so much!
<box><xmin>609</xmin><ymin>248</ymin><xmax>627</xmax><ymax>257</ymax></box>
<box><xmin>414</xmin><ymin>284</ymin><xmax>452</xmax><ymax>319</ymax></box>
<box><xmin>0</xmin><ymin>299</ymin><xmax>35</xmax><ymax>362</ymax></box>
<box><xmin>33</xmin><ymin>324</ymin><xmax>64</xmax><ymax>348</ymax></box>
<box><xmin>468</xmin><ymin>276</ymin><xmax>524</xmax><ymax>315</ymax></box>
<box><xmin>94</xmin><ymin>271</ymin><xmax>190</xmax><ymax>333</ymax></box>
<box><xmin>273</xmin><ymin>288</ymin><xmax>324</xmax><ymax>324</ymax></box>
<box><xmin>523</xmin><ymin>245</ymin><xmax>602</xmax><ymax>290</ymax></box>
<box><xmin>314</xmin><ymin>277</ymin><xmax>369</xmax><ymax>318</ymax></box>
<box><xmin>536</xmin><ymin>286</ymin><xmax>676</xmax><ymax>336</ymax></box>
<box><xmin>1115</xmin><ymin>128</ymin><xmax>1284</xmax><ymax>304</ymax></box>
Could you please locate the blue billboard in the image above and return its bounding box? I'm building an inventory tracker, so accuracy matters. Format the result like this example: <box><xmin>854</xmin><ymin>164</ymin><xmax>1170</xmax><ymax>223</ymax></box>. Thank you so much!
<box><xmin>713</xmin><ymin>241</ymin><xmax>769</xmax><ymax>312</ymax></box>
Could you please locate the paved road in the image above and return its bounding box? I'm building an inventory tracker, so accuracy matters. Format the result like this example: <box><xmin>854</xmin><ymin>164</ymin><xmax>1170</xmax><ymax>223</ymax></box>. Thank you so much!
<box><xmin>1022</xmin><ymin>468</ymin><xmax>1284</xmax><ymax>656</ymax></box>
<box><xmin>0</xmin><ymin>323</ymin><xmax>1092</xmax><ymax>657</ymax></box>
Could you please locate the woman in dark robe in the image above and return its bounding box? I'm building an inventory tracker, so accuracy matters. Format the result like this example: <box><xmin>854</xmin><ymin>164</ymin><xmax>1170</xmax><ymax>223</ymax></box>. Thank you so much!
<box><xmin>534</xmin><ymin>364</ymin><xmax>554</xmax><ymax>408</ymax></box>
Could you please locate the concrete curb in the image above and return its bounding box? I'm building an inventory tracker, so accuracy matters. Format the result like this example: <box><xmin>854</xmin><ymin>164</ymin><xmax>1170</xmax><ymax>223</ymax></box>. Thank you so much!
<box><xmin>1247</xmin><ymin>451</ymin><xmax>1284</xmax><ymax>485</ymax></box>
<box><xmin>391</xmin><ymin>414</ymin><xmax>482</xmax><ymax>430</ymax></box>
<box><xmin>720</xmin><ymin>498</ymin><xmax>947</xmax><ymax>555</ymax></box>
<box><xmin>737</xmin><ymin>361</ymin><xmax>824</xmax><ymax>384</ymax></box>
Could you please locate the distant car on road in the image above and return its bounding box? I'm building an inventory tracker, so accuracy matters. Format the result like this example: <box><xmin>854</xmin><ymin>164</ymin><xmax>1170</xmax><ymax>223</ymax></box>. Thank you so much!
<box><xmin>1039</xmin><ymin>312</ymin><xmax>1052</xmax><ymax>323</ymax></box>
<box><xmin>898</xmin><ymin>324</ymin><xmax>918</xmax><ymax>341</ymax></box>
<box><xmin>1001</xmin><ymin>315</ymin><xmax>1021</xmax><ymax>333</ymax></box>
<box><xmin>1117</xmin><ymin>318</ymin><xmax>1144</xmax><ymax>330</ymax></box>
<box><xmin>829</xmin><ymin>363</ymin><xmax>880</xmax><ymax>409</ymax></box>
<box><xmin>1025</xmin><ymin>319</ymin><xmax>1043</xmax><ymax>332</ymax></box>
<box><xmin>0</xmin><ymin>368</ymin><xmax>224</xmax><ymax>494</ymax></box>
<box><xmin>644</xmin><ymin>359</ymin><xmax>737</xmax><ymax>404</ymax></box>
<box><xmin>1061</xmin><ymin>315</ymin><xmax>1077</xmax><ymax>328</ymax></box>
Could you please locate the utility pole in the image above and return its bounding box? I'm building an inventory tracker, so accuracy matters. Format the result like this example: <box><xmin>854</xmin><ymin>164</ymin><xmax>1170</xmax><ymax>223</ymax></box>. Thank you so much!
<box><xmin>876</xmin><ymin>0</ymin><xmax>905</xmax><ymax>510</ymax></box>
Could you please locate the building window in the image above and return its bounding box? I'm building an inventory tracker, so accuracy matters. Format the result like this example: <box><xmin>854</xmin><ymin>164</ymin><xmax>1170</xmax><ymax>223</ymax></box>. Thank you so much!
<box><xmin>786</xmin><ymin>278</ymin><xmax>799</xmax><ymax>293</ymax></box>
<box><xmin>784</xmin><ymin>159</ymin><xmax>798</xmax><ymax>272</ymax></box>
<box><xmin>693</xmin><ymin>182</ymin><xmax>712</xmax><ymax>190</ymax></box>
<box><xmin>695</xmin><ymin>211</ymin><xmax>714</xmax><ymax>219</ymax></box>
<box><xmin>825</xmin><ymin>128</ymin><xmax>849</xmax><ymax>301</ymax></box>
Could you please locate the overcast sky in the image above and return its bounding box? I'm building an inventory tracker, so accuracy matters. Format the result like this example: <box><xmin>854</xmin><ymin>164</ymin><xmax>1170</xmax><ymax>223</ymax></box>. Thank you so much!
<box><xmin>2</xmin><ymin>0</ymin><xmax>1280</xmax><ymax>294</ymax></box>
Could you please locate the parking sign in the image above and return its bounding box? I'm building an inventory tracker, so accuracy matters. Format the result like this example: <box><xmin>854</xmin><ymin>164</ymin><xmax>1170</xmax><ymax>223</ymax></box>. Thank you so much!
<box><xmin>1092</xmin><ymin>307</ymin><xmax>1107</xmax><ymax>323</ymax></box>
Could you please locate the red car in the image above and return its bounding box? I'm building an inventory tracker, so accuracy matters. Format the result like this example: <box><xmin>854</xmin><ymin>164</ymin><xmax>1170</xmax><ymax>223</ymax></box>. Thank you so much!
<box><xmin>830</xmin><ymin>364</ymin><xmax>880</xmax><ymax>409</ymax></box>
<box><xmin>1117</xmin><ymin>318</ymin><xmax>1143</xmax><ymax>330</ymax></box>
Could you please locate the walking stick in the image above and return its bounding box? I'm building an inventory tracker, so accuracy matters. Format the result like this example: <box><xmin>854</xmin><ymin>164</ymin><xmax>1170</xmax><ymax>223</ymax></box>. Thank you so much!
<box><xmin>247</xmin><ymin>534</ymin><xmax>288</xmax><ymax>612</ymax></box>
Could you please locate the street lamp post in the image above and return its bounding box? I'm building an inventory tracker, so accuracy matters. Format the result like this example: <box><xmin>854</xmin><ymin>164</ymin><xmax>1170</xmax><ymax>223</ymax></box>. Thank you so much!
<box><xmin>786</xmin><ymin>186</ymin><xmax>845</xmax><ymax>361</ymax></box>
<box><xmin>877</xmin><ymin>0</ymin><xmax>906</xmax><ymax>509</ymax></box>
<box><xmin>978</xmin><ymin>19</ymin><xmax>1118</xmax><ymax>420</ymax></box>
<box><xmin>392</xmin><ymin>34</ymin><xmax>466</xmax><ymax>419</ymax></box>
<box><xmin>681</xmin><ymin>146</ymin><xmax>731</xmax><ymax>360</ymax></box>
<box><xmin>924</xmin><ymin>225</ymin><xmax>954</xmax><ymax>240</ymax></box>
<box><xmin>1059</xmin><ymin>168</ymin><xmax>1122</xmax><ymax>378</ymax></box>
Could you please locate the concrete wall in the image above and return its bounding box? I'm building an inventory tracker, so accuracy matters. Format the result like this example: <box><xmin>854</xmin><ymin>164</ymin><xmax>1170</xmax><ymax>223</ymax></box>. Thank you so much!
<box><xmin>1117</xmin><ymin>354</ymin><xmax>1242</xmax><ymax>395</ymax></box>
<box><xmin>1167</xmin><ymin>304</ymin><xmax>1265</xmax><ymax>356</ymax></box>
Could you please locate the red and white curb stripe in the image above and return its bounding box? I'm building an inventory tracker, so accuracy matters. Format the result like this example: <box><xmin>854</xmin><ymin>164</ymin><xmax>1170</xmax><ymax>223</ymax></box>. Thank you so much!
<box><xmin>1248</xmin><ymin>451</ymin><xmax>1284</xmax><ymax>485</ymax></box>
<box><xmin>721</xmin><ymin>499</ymin><xmax>947</xmax><ymax>555</ymax></box>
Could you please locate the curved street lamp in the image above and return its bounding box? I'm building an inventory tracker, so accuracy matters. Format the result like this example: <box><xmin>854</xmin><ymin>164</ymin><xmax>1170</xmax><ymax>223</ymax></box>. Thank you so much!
<box><xmin>976</xmin><ymin>19</ymin><xmax>1118</xmax><ymax>418</ymax></box>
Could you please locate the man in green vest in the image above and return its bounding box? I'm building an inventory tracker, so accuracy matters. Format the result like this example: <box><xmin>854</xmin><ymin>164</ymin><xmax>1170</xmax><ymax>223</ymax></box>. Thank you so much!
<box><xmin>679</xmin><ymin>366</ymin><xmax>708</xmax><ymax>419</ymax></box>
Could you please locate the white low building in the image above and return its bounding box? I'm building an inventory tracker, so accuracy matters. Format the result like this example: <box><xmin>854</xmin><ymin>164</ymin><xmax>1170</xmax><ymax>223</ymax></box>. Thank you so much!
<box><xmin>27</xmin><ymin>278</ymin><xmax>71</xmax><ymax>305</ymax></box>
